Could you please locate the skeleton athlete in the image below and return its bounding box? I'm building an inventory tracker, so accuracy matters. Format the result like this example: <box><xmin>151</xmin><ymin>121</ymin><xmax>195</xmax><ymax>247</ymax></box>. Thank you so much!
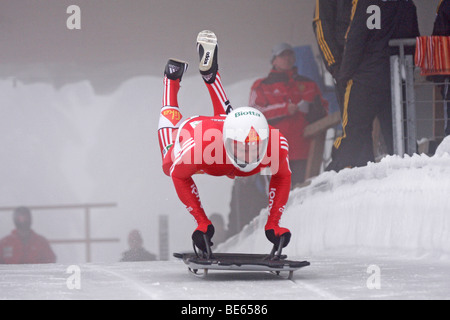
<box><xmin>157</xmin><ymin>31</ymin><xmax>293</xmax><ymax>252</ymax></box>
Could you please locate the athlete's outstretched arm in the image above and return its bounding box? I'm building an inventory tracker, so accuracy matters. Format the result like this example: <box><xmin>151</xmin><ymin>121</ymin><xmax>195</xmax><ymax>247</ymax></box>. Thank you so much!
<box><xmin>171</xmin><ymin>172</ymin><xmax>212</xmax><ymax>233</ymax></box>
<box><xmin>265</xmin><ymin>135</ymin><xmax>292</xmax><ymax>247</ymax></box>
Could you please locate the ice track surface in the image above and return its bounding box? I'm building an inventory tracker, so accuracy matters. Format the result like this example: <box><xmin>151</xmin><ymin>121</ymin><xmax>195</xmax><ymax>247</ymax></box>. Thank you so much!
<box><xmin>1</xmin><ymin>250</ymin><xmax>450</xmax><ymax>300</ymax></box>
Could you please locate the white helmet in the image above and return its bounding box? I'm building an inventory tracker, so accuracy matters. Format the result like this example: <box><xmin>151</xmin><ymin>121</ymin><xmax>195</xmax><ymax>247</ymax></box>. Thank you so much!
<box><xmin>223</xmin><ymin>107</ymin><xmax>269</xmax><ymax>172</ymax></box>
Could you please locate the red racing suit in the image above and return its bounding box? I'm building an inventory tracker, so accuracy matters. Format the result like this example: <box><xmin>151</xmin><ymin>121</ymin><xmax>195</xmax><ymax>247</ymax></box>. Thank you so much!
<box><xmin>162</xmin><ymin>114</ymin><xmax>291</xmax><ymax>236</ymax></box>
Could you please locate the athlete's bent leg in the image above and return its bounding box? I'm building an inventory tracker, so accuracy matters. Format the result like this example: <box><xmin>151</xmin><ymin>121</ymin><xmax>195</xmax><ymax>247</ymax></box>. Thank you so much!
<box><xmin>197</xmin><ymin>30</ymin><xmax>233</xmax><ymax>116</ymax></box>
<box><xmin>158</xmin><ymin>59</ymin><xmax>188</xmax><ymax>176</ymax></box>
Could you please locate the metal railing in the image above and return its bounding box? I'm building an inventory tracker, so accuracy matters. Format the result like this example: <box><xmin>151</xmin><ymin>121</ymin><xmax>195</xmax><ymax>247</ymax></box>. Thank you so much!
<box><xmin>389</xmin><ymin>38</ymin><xmax>449</xmax><ymax>156</ymax></box>
<box><xmin>389</xmin><ymin>38</ymin><xmax>418</xmax><ymax>156</ymax></box>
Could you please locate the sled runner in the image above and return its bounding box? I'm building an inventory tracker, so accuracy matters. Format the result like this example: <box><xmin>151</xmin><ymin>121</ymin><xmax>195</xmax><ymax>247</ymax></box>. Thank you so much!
<box><xmin>174</xmin><ymin>235</ymin><xmax>310</xmax><ymax>280</ymax></box>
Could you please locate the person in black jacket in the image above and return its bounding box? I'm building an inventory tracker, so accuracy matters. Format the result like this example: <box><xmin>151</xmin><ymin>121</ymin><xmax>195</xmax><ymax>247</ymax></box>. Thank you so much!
<box><xmin>433</xmin><ymin>0</ymin><xmax>450</xmax><ymax>36</ymax></box>
<box><xmin>313</xmin><ymin>0</ymin><xmax>353</xmax><ymax>111</ymax></box>
<box><xmin>432</xmin><ymin>0</ymin><xmax>450</xmax><ymax>136</ymax></box>
<box><xmin>326</xmin><ymin>0</ymin><xmax>420</xmax><ymax>172</ymax></box>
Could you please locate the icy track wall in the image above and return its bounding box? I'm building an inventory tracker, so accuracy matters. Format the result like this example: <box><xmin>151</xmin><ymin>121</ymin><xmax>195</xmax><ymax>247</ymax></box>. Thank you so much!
<box><xmin>219</xmin><ymin>139</ymin><xmax>450</xmax><ymax>259</ymax></box>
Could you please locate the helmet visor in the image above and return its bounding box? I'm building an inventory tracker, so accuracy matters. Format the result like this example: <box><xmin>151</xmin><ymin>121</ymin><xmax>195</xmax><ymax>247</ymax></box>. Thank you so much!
<box><xmin>225</xmin><ymin>138</ymin><xmax>268</xmax><ymax>169</ymax></box>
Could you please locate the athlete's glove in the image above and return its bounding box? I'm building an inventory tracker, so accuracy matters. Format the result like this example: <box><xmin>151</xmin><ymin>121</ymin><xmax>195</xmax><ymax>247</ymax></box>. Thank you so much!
<box><xmin>192</xmin><ymin>223</ymin><xmax>215</xmax><ymax>252</ymax></box>
<box><xmin>265</xmin><ymin>224</ymin><xmax>291</xmax><ymax>248</ymax></box>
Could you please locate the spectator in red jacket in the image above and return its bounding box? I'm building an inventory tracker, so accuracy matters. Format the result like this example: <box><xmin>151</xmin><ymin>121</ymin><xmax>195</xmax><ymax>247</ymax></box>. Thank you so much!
<box><xmin>0</xmin><ymin>207</ymin><xmax>56</xmax><ymax>264</ymax></box>
<box><xmin>250</xmin><ymin>43</ymin><xmax>328</xmax><ymax>186</ymax></box>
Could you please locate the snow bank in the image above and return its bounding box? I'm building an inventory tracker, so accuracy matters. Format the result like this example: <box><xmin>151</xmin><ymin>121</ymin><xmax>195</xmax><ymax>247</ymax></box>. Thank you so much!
<box><xmin>219</xmin><ymin>139</ymin><xmax>450</xmax><ymax>259</ymax></box>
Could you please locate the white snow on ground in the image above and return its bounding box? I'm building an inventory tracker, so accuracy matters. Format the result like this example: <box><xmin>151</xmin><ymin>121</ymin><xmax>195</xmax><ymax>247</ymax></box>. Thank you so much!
<box><xmin>1</xmin><ymin>138</ymin><xmax>450</xmax><ymax>300</ymax></box>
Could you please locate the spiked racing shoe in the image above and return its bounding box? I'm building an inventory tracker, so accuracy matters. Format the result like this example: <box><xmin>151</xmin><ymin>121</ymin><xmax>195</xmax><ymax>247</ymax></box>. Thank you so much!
<box><xmin>164</xmin><ymin>59</ymin><xmax>188</xmax><ymax>82</ymax></box>
<box><xmin>196</xmin><ymin>30</ymin><xmax>218</xmax><ymax>84</ymax></box>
